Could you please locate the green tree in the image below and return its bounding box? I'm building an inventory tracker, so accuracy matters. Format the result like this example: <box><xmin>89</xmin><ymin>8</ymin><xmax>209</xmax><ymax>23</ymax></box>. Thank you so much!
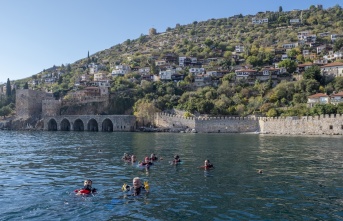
<box><xmin>333</xmin><ymin>38</ymin><xmax>343</xmax><ymax>51</ymax></box>
<box><xmin>23</xmin><ymin>82</ymin><xmax>29</xmax><ymax>89</ymax></box>
<box><xmin>6</xmin><ymin>78</ymin><xmax>11</xmax><ymax>97</ymax></box>
<box><xmin>279</xmin><ymin>6</ymin><xmax>283</xmax><ymax>12</ymax></box>
<box><xmin>266</xmin><ymin>108</ymin><xmax>278</xmax><ymax>117</ymax></box>
<box><xmin>278</xmin><ymin>59</ymin><xmax>297</xmax><ymax>73</ymax></box>
<box><xmin>0</xmin><ymin>105</ymin><xmax>12</xmax><ymax>119</ymax></box>
<box><xmin>303</xmin><ymin>66</ymin><xmax>322</xmax><ymax>83</ymax></box>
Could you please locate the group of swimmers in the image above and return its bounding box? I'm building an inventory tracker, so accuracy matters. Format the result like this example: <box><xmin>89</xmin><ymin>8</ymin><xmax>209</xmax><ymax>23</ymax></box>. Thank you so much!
<box><xmin>75</xmin><ymin>154</ymin><xmax>216</xmax><ymax>196</ymax></box>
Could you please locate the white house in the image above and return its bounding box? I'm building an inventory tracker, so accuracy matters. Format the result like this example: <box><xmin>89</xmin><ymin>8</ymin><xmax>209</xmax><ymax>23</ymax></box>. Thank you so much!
<box><xmin>111</xmin><ymin>65</ymin><xmax>130</xmax><ymax>77</ymax></box>
<box><xmin>252</xmin><ymin>17</ymin><xmax>268</xmax><ymax>24</ymax></box>
<box><xmin>290</xmin><ymin>19</ymin><xmax>300</xmax><ymax>24</ymax></box>
<box><xmin>307</xmin><ymin>93</ymin><xmax>330</xmax><ymax>107</ymax></box>
<box><xmin>282</xmin><ymin>43</ymin><xmax>298</xmax><ymax>49</ymax></box>
<box><xmin>281</xmin><ymin>54</ymin><xmax>288</xmax><ymax>60</ymax></box>
<box><xmin>159</xmin><ymin>69</ymin><xmax>176</xmax><ymax>80</ymax></box>
<box><xmin>235</xmin><ymin>69</ymin><xmax>257</xmax><ymax>80</ymax></box>
<box><xmin>321</xmin><ymin>62</ymin><xmax>343</xmax><ymax>77</ymax></box>
<box><xmin>323</xmin><ymin>51</ymin><xmax>343</xmax><ymax>61</ymax></box>
<box><xmin>330</xmin><ymin>91</ymin><xmax>343</xmax><ymax>105</ymax></box>
<box><xmin>189</xmin><ymin>67</ymin><xmax>205</xmax><ymax>75</ymax></box>
<box><xmin>235</xmin><ymin>45</ymin><xmax>244</xmax><ymax>53</ymax></box>
<box><xmin>298</xmin><ymin>31</ymin><xmax>310</xmax><ymax>40</ymax></box>
<box><xmin>139</xmin><ymin>67</ymin><xmax>150</xmax><ymax>75</ymax></box>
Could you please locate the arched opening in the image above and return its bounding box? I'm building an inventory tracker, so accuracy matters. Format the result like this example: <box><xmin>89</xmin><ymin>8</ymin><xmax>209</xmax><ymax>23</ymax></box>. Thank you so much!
<box><xmin>73</xmin><ymin>119</ymin><xmax>84</xmax><ymax>131</ymax></box>
<box><xmin>60</xmin><ymin>119</ymin><xmax>71</xmax><ymax>131</ymax></box>
<box><xmin>47</xmin><ymin>119</ymin><xmax>57</xmax><ymax>131</ymax></box>
<box><xmin>87</xmin><ymin>119</ymin><xmax>98</xmax><ymax>132</ymax></box>
<box><xmin>102</xmin><ymin>118</ymin><xmax>113</xmax><ymax>132</ymax></box>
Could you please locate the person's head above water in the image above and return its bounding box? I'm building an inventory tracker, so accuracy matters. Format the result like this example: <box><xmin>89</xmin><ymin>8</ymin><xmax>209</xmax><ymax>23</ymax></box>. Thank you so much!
<box><xmin>174</xmin><ymin>155</ymin><xmax>179</xmax><ymax>159</ymax></box>
<box><xmin>84</xmin><ymin>179</ymin><xmax>92</xmax><ymax>186</ymax></box>
<box><xmin>132</xmin><ymin>177</ymin><xmax>142</xmax><ymax>188</ymax></box>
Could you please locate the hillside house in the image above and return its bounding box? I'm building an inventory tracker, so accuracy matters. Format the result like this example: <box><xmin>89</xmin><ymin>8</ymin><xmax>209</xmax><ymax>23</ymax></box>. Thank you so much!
<box><xmin>290</xmin><ymin>19</ymin><xmax>300</xmax><ymax>24</ymax></box>
<box><xmin>307</xmin><ymin>93</ymin><xmax>330</xmax><ymax>107</ymax></box>
<box><xmin>139</xmin><ymin>67</ymin><xmax>150</xmax><ymax>75</ymax></box>
<box><xmin>235</xmin><ymin>45</ymin><xmax>244</xmax><ymax>53</ymax></box>
<box><xmin>330</xmin><ymin>92</ymin><xmax>343</xmax><ymax>105</ymax></box>
<box><xmin>321</xmin><ymin>62</ymin><xmax>343</xmax><ymax>78</ymax></box>
<box><xmin>282</xmin><ymin>43</ymin><xmax>298</xmax><ymax>49</ymax></box>
<box><xmin>94</xmin><ymin>72</ymin><xmax>108</xmax><ymax>81</ymax></box>
<box><xmin>304</xmin><ymin>35</ymin><xmax>317</xmax><ymax>43</ymax></box>
<box><xmin>298</xmin><ymin>31</ymin><xmax>311</xmax><ymax>40</ymax></box>
<box><xmin>171</xmin><ymin>74</ymin><xmax>184</xmax><ymax>82</ymax></box>
<box><xmin>111</xmin><ymin>65</ymin><xmax>130</xmax><ymax>77</ymax></box>
<box><xmin>303</xmin><ymin>50</ymin><xmax>310</xmax><ymax>56</ymax></box>
<box><xmin>194</xmin><ymin>74</ymin><xmax>212</xmax><ymax>87</ymax></box>
<box><xmin>331</xmin><ymin>34</ymin><xmax>342</xmax><ymax>42</ymax></box>
<box><xmin>297</xmin><ymin>62</ymin><xmax>315</xmax><ymax>73</ymax></box>
<box><xmin>189</xmin><ymin>67</ymin><xmax>205</xmax><ymax>75</ymax></box>
<box><xmin>88</xmin><ymin>63</ymin><xmax>98</xmax><ymax>74</ymax></box>
<box><xmin>235</xmin><ymin>69</ymin><xmax>257</xmax><ymax>81</ymax></box>
<box><xmin>155</xmin><ymin>60</ymin><xmax>167</xmax><ymax>66</ymax></box>
<box><xmin>323</xmin><ymin>51</ymin><xmax>343</xmax><ymax>61</ymax></box>
<box><xmin>179</xmin><ymin>57</ymin><xmax>191</xmax><ymax>67</ymax></box>
<box><xmin>317</xmin><ymin>45</ymin><xmax>326</xmax><ymax>54</ymax></box>
<box><xmin>252</xmin><ymin>17</ymin><xmax>268</xmax><ymax>24</ymax></box>
<box><xmin>159</xmin><ymin>69</ymin><xmax>176</xmax><ymax>81</ymax></box>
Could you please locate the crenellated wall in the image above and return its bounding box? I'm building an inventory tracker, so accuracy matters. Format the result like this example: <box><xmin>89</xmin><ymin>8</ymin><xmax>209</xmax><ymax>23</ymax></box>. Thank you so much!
<box><xmin>155</xmin><ymin>113</ymin><xmax>259</xmax><ymax>133</ymax></box>
<box><xmin>155</xmin><ymin>112</ymin><xmax>195</xmax><ymax>129</ymax></box>
<box><xmin>155</xmin><ymin>112</ymin><xmax>343</xmax><ymax>135</ymax></box>
<box><xmin>195</xmin><ymin>116</ymin><xmax>259</xmax><ymax>133</ymax></box>
<box><xmin>259</xmin><ymin>114</ymin><xmax>343</xmax><ymax>135</ymax></box>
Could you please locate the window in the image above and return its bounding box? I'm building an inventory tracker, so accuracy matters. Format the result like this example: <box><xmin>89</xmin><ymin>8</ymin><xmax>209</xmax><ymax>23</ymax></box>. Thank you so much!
<box><xmin>329</xmin><ymin>125</ymin><xmax>333</xmax><ymax>130</ymax></box>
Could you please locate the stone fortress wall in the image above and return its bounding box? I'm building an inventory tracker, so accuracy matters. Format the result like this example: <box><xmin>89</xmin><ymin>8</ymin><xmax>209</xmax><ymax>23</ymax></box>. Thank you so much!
<box><xmin>16</xmin><ymin>89</ymin><xmax>54</xmax><ymax>118</ymax></box>
<box><xmin>155</xmin><ymin>112</ymin><xmax>343</xmax><ymax>135</ymax></box>
<box><xmin>42</xmin><ymin>99</ymin><xmax>62</xmax><ymax>117</ymax></box>
<box><xmin>259</xmin><ymin>115</ymin><xmax>343</xmax><ymax>135</ymax></box>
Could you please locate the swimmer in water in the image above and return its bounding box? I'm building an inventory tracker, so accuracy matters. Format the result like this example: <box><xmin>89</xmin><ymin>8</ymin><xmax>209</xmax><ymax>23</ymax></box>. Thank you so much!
<box><xmin>172</xmin><ymin>155</ymin><xmax>181</xmax><ymax>164</ymax></box>
<box><xmin>75</xmin><ymin>179</ymin><xmax>97</xmax><ymax>195</ymax></box>
<box><xmin>149</xmin><ymin>153</ymin><xmax>158</xmax><ymax>161</ymax></box>
<box><xmin>122</xmin><ymin>177</ymin><xmax>149</xmax><ymax>196</ymax></box>
<box><xmin>200</xmin><ymin>159</ymin><xmax>214</xmax><ymax>170</ymax></box>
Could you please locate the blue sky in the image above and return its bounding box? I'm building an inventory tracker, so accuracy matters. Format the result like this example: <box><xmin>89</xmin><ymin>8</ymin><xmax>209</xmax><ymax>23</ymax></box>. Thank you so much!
<box><xmin>0</xmin><ymin>0</ymin><xmax>341</xmax><ymax>83</ymax></box>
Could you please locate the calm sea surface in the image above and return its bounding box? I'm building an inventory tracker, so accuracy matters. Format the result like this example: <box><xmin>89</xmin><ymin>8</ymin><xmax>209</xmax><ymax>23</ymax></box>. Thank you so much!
<box><xmin>1</xmin><ymin>131</ymin><xmax>343</xmax><ymax>221</ymax></box>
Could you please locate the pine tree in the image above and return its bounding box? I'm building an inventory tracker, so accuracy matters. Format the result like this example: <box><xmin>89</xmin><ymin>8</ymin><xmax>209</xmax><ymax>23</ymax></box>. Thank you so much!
<box><xmin>6</xmin><ymin>78</ymin><xmax>11</xmax><ymax>97</ymax></box>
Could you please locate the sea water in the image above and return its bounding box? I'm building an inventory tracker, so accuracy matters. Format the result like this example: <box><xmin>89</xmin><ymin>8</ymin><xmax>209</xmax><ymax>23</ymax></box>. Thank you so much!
<box><xmin>1</xmin><ymin>130</ymin><xmax>343</xmax><ymax>220</ymax></box>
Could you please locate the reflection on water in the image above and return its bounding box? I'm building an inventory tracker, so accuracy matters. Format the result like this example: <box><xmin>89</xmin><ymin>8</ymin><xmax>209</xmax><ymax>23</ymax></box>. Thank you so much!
<box><xmin>1</xmin><ymin>131</ymin><xmax>343</xmax><ymax>220</ymax></box>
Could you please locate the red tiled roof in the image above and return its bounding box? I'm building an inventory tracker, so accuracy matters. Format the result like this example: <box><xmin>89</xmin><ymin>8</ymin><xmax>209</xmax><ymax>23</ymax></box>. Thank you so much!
<box><xmin>331</xmin><ymin>91</ymin><xmax>343</xmax><ymax>97</ymax></box>
<box><xmin>298</xmin><ymin>62</ymin><xmax>313</xmax><ymax>67</ymax></box>
<box><xmin>322</xmin><ymin>62</ymin><xmax>343</xmax><ymax>67</ymax></box>
<box><xmin>236</xmin><ymin>69</ymin><xmax>257</xmax><ymax>72</ymax></box>
<box><xmin>308</xmin><ymin>93</ymin><xmax>329</xmax><ymax>98</ymax></box>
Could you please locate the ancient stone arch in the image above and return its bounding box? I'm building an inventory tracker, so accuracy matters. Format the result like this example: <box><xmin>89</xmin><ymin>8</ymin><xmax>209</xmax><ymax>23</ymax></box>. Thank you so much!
<box><xmin>73</xmin><ymin>119</ymin><xmax>84</xmax><ymax>131</ymax></box>
<box><xmin>87</xmin><ymin>118</ymin><xmax>98</xmax><ymax>132</ymax></box>
<box><xmin>60</xmin><ymin>118</ymin><xmax>71</xmax><ymax>131</ymax></box>
<box><xmin>47</xmin><ymin>118</ymin><xmax>57</xmax><ymax>131</ymax></box>
<box><xmin>102</xmin><ymin>118</ymin><xmax>113</xmax><ymax>132</ymax></box>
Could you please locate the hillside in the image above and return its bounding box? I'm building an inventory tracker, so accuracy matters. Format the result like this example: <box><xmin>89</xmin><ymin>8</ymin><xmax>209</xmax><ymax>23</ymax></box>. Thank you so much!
<box><xmin>4</xmin><ymin>4</ymin><xmax>343</xmax><ymax>124</ymax></box>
